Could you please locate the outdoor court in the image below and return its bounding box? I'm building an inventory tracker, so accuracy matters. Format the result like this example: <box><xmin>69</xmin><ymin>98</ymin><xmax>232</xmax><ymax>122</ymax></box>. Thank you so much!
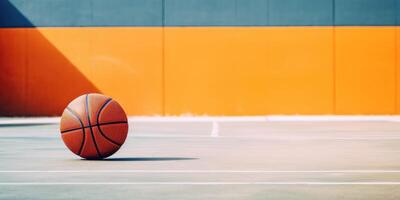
<box><xmin>1</xmin><ymin>117</ymin><xmax>400</xmax><ymax>200</ymax></box>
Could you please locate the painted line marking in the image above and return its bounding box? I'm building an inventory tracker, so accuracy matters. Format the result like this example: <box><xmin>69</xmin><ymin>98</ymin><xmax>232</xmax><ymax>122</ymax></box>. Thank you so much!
<box><xmin>130</xmin><ymin>135</ymin><xmax>400</xmax><ymax>140</ymax></box>
<box><xmin>1</xmin><ymin>170</ymin><xmax>400</xmax><ymax>173</ymax></box>
<box><xmin>1</xmin><ymin>182</ymin><xmax>400</xmax><ymax>185</ymax></box>
<box><xmin>3</xmin><ymin>134</ymin><xmax>400</xmax><ymax>141</ymax></box>
<box><xmin>4</xmin><ymin>135</ymin><xmax>400</xmax><ymax>140</ymax></box>
<box><xmin>210</xmin><ymin>121</ymin><xmax>219</xmax><ymax>137</ymax></box>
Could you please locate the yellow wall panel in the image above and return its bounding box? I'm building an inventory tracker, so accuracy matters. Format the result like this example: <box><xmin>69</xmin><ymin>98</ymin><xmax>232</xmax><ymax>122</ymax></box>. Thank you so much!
<box><xmin>164</xmin><ymin>28</ymin><xmax>241</xmax><ymax>115</ymax></box>
<box><xmin>397</xmin><ymin>27</ymin><xmax>400</xmax><ymax>114</ymax></box>
<box><xmin>26</xmin><ymin>28</ymin><xmax>96</xmax><ymax>115</ymax></box>
<box><xmin>335</xmin><ymin>27</ymin><xmax>396</xmax><ymax>114</ymax></box>
<box><xmin>90</xmin><ymin>28</ymin><xmax>163</xmax><ymax>115</ymax></box>
<box><xmin>264</xmin><ymin>27</ymin><xmax>334</xmax><ymax>114</ymax></box>
<box><xmin>230</xmin><ymin>28</ymin><xmax>270</xmax><ymax>115</ymax></box>
<box><xmin>20</xmin><ymin>28</ymin><xmax>162</xmax><ymax>115</ymax></box>
<box><xmin>164</xmin><ymin>27</ymin><xmax>334</xmax><ymax>115</ymax></box>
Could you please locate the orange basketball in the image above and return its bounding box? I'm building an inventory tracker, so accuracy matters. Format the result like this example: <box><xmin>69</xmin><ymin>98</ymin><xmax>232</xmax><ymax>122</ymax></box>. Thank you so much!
<box><xmin>60</xmin><ymin>93</ymin><xmax>129</xmax><ymax>159</ymax></box>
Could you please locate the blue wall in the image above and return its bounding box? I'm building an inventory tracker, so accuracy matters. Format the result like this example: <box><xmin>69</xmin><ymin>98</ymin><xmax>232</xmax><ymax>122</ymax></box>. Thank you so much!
<box><xmin>0</xmin><ymin>0</ymin><xmax>399</xmax><ymax>27</ymax></box>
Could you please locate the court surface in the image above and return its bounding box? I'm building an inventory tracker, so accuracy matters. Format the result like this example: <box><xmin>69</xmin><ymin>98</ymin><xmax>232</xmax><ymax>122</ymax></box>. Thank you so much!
<box><xmin>1</xmin><ymin>117</ymin><xmax>400</xmax><ymax>200</ymax></box>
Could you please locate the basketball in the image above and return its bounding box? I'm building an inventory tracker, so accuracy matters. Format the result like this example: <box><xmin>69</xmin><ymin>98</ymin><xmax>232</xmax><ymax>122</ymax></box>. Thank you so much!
<box><xmin>60</xmin><ymin>93</ymin><xmax>129</xmax><ymax>159</ymax></box>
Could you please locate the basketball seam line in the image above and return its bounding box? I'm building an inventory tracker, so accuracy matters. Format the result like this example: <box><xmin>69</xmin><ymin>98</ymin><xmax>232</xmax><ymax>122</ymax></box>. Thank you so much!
<box><xmin>86</xmin><ymin>94</ymin><xmax>102</xmax><ymax>158</ymax></box>
<box><xmin>60</xmin><ymin>121</ymin><xmax>128</xmax><ymax>134</ymax></box>
<box><xmin>96</xmin><ymin>98</ymin><xmax>123</xmax><ymax>146</ymax></box>
<box><xmin>65</xmin><ymin>107</ymin><xmax>86</xmax><ymax>155</ymax></box>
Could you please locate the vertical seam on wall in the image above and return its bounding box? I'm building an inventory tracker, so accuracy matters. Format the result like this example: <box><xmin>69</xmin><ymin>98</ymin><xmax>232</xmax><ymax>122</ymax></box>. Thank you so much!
<box><xmin>266</xmin><ymin>0</ymin><xmax>271</xmax><ymax>114</ymax></box>
<box><xmin>395</xmin><ymin>0</ymin><xmax>398</xmax><ymax>114</ymax></box>
<box><xmin>266</xmin><ymin>0</ymin><xmax>270</xmax><ymax>25</ymax></box>
<box><xmin>234</xmin><ymin>0</ymin><xmax>237</xmax><ymax>25</ymax></box>
<box><xmin>332</xmin><ymin>0</ymin><xmax>336</xmax><ymax>114</ymax></box>
<box><xmin>90</xmin><ymin>0</ymin><xmax>93</xmax><ymax>26</ymax></box>
<box><xmin>162</xmin><ymin>0</ymin><xmax>166</xmax><ymax>116</ymax></box>
<box><xmin>89</xmin><ymin>0</ymin><xmax>94</xmax><ymax>92</ymax></box>
<box><xmin>395</xmin><ymin>26</ymin><xmax>398</xmax><ymax>113</ymax></box>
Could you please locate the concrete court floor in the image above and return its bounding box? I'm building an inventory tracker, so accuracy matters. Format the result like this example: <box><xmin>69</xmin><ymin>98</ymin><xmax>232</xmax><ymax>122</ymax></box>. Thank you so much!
<box><xmin>1</xmin><ymin>119</ymin><xmax>400</xmax><ymax>199</ymax></box>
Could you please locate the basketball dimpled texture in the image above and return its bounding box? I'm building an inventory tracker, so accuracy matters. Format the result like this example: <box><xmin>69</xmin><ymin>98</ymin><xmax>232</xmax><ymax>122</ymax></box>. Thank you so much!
<box><xmin>60</xmin><ymin>93</ymin><xmax>128</xmax><ymax>159</ymax></box>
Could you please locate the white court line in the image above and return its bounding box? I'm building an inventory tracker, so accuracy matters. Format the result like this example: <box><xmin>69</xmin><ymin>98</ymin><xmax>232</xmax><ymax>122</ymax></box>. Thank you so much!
<box><xmin>1</xmin><ymin>182</ymin><xmax>400</xmax><ymax>185</ymax></box>
<box><xmin>1</xmin><ymin>170</ymin><xmax>400</xmax><ymax>173</ymax></box>
<box><xmin>130</xmin><ymin>135</ymin><xmax>400</xmax><ymax>140</ymax></box>
<box><xmin>4</xmin><ymin>135</ymin><xmax>400</xmax><ymax>140</ymax></box>
<box><xmin>3</xmin><ymin>134</ymin><xmax>400</xmax><ymax>140</ymax></box>
<box><xmin>210</xmin><ymin>121</ymin><xmax>219</xmax><ymax>137</ymax></box>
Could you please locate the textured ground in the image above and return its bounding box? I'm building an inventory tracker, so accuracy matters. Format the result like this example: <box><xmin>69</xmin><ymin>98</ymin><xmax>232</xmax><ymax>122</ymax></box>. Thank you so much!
<box><xmin>1</xmin><ymin>120</ymin><xmax>400</xmax><ymax>199</ymax></box>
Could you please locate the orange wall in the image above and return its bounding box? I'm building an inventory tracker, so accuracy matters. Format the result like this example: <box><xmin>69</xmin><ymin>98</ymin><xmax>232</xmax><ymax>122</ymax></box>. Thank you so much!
<box><xmin>335</xmin><ymin>27</ymin><xmax>397</xmax><ymax>114</ymax></box>
<box><xmin>0</xmin><ymin>29</ymin><xmax>26</xmax><ymax>115</ymax></box>
<box><xmin>0</xmin><ymin>27</ymin><xmax>399</xmax><ymax>116</ymax></box>
<box><xmin>165</xmin><ymin>27</ymin><xmax>334</xmax><ymax>115</ymax></box>
<box><xmin>397</xmin><ymin>27</ymin><xmax>400</xmax><ymax>113</ymax></box>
